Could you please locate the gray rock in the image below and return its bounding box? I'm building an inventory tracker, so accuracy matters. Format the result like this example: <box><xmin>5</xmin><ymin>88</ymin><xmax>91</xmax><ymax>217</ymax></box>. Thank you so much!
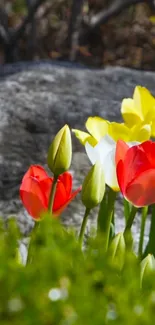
<box><xmin>0</xmin><ymin>62</ymin><xmax>153</xmax><ymax>248</ymax></box>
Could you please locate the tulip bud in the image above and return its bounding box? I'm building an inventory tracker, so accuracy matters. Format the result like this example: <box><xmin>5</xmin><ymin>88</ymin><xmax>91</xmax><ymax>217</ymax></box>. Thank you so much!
<box><xmin>109</xmin><ymin>232</ymin><xmax>126</xmax><ymax>269</ymax></box>
<box><xmin>15</xmin><ymin>248</ymin><xmax>23</xmax><ymax>265</ymax></box>
<box><xmin>82</xmin><ymin>161</ymin><xmax>105</xmax><ymax>209</ymax></box>
<box><xmin>47</xmin><ymin>125</ymin><xmax>72</xmax><ymax>176</ymax></box>
<box><xmin>140</xmin><ymin>254</ymin><xmax>155</xmax><ymax>287</ymax></box>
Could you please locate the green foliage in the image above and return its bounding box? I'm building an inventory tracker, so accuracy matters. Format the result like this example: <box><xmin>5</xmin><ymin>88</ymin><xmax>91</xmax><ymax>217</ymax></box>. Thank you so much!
<box><xmin>12</xmin><ymin>0</ymin><xmax>27</xmax><ymax>14</ymax></box>
<box><xmin>0</xmin><ymin>216</ymin><xmax>155</xmax><ymax>324</ymax></box>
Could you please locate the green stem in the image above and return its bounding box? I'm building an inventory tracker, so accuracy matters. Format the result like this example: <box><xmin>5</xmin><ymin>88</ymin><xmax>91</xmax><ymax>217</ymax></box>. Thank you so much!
<box><xmin>104</xmin><ymin>188</ymin><xmax>117</xmax><ymax>252</ymax></box>
<box><xmin>48</xmin><ymin>176</ymin><xmax>58</xmax><ymax>212</ymax></box>
<box><xmin>138</xmin><ymin>206</ymin><xmax>148</xmax><ymax>259</ymax></box>
<box><xmin>97</xmin><ymin>192</ymin><xmax>107</xmax><ymax>233</ymax></box>
<box><xmin>123</xmin><ymin>198</ymin><xmax>131</xmax><ymax>224</ymax></box>
<box><xmin>124</xmin><ymin>205</ymin><xmax>137</xmax><ymax>249</ymax></box>
<box><xmin>79</xmin><ymin>207</ymin><xmax>91</xmax><ymax>248</ymax></box>
<box><xmin>124</xmin><ymin>205</ymin><xmax>137</xmax><ymax>232</ymax></box>
<box><xmin>26</xmin><ymin>222</ymin><xmax>40</xmax><ymax>265</ymax></box>
<box><xmin>104</xmin><ymin>209</ymin><xmax>114</xmax><ymax>252</ymax></box>
<box><xmin>143</xmin><ymin>204</ymin><xmax>155</xmax><ymax>258</ymax></box>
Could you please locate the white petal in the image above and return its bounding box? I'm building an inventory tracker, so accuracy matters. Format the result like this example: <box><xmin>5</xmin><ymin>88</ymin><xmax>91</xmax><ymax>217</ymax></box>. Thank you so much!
<box><xmin>85</xmin><ymin>142</ymin><xmax>100</xmax><ymax>165</ymax></box>
<box><xmin>86</xmin><ymin>135</ymin><xmax>115</xmax><ymax>165</ymax></box>
<box><xmin>96</xmin><ymin>135</ymin><xmax>115</xmax><ymax>154</ymax></box>
<box><xmin>127</xmin><ymin>141</ymin><xmax>140</xmax><ymax>147</ymax></box>
<box><xmin>86</xmin><ymin>136</ymin><xmax>119</xmax><ymax>191</ymax></box>
<box><xmin>102</xmin><ymin>148</ymin><xmax>119</xmax><ymax>191</ymax></box>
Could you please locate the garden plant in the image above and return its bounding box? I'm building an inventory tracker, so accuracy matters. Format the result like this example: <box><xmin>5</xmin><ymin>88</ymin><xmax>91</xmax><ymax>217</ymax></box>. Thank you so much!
<box><xmin>1</xmin><ymin>85</ymin><xmax>155</xmax><ymax>324</ymax></box>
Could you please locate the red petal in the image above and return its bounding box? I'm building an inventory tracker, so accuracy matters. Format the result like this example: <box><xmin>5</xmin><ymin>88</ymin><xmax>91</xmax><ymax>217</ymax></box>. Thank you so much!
<box><xmin>126</xmin><ymin>169</ymin><xmax>155</xmax><ymax>207</ymax></box>
<box><xmin>115</xmin><ymin>140</ymin><xmax>129</xmax><ymax>194</ymax></box>
<box><xmin>20</xmin><ymin>177</ymin><xmax>48</xmax><ymax>219</ymax></box>
<box><xmin>22</xmin><ymin>165</ymin><xmax>49</xmax><ymax>183</ymax></box>
<box><xmin>116</xmin><ymin>160</ymin><xmax>125</xmax><ymax>194</ymax></box>
<box><xmin>138</xmin><ymin>141</ymin><xmax>155</xmax><ymax>167</ymax></box>
<box><xmin>52</xmin><ymin>181</ymin><xmax>68</xmax><ymax>212</ymax></box>
<box><xmin>54</xmin><ymin>186</ymin><xmax>81</xmax><ymax>216</ymax></box>
<box><xmin>115</xmin><ymin>140</ymin><xmax>129</xmax><ymax>166</ymax></box>
<box><xmin>123</xmin><ymin>144</ymin><xmax>150</xmax><ymax>189</ymax></box>
<box><xmin>39</xmin><ymin>177</ymin><xmax>53</xmax><ymax>202</ymax></box>
<box><xmin>58</xmin><ymin>172</ymin><xmax>72</xmax><ymax>196</ymax></box>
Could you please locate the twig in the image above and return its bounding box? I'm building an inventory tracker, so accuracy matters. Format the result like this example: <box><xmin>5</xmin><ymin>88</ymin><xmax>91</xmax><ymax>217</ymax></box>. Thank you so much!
<box><xmin>25</xmin><ymin>0</ymin><xmax>37</xmax><ymax>59</ymax></box>
<box><xmin>67</xmin><ymin>0</ymin><xmax>85</xmax><ymax>61</ymax></box>
<box><xmin>9</xmin><ymin>0</ymin><xmax>45</xmax><ymax>47</ymax></box>
<box><xmin>86</xmin><ymin>0</ymin><xmax>150</xmax><ymax>28</ymax></box>
<box><xmin>0</xmin><ymin>8</ymin><xmax>10</xmax><ymax>46</ymax></box>
<box><xmin>2</xmin><ymin>0</ymin><xmax>45</xmax><ymax>63</ymax></box>
<box><xmin>79</xmin><ymin>0</ymin><xmax>153</xmax><ymax>44</ymax></box>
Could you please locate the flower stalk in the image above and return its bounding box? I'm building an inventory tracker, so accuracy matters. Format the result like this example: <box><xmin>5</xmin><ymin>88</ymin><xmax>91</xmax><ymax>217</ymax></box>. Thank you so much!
<box><xmin>48</xmin><ymin>176</ymin><xmax>58</xmax><ymax>213</ymax></box>
<box><xmin>104</xmin><ymin>188</ymin><xmax>116</xmax><ymax>252</ymax></box>
<box><xmin>138</xmin><ymin>206</ymin><xmax>148</xmax><ymax>259</ymax></box>
<box><xmin>79</xmin><ymin>207</ymin><xmax>91</xmax><ymax>248</ymax></box>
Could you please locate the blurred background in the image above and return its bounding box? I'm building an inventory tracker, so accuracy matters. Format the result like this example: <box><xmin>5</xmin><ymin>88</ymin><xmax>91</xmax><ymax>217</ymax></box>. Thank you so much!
<box><xmin>1</xmin><ymin>0</ymin><xmax>155</xmax><ymax>70</ymax></box>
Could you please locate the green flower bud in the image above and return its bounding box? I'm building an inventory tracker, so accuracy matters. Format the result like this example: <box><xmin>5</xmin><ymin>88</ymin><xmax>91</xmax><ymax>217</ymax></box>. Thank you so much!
<box><xmin>109</xmin><ymin>232</ymin><xmax>126</xmax><ymax>269</ymax></box>
<box><xmin>140</xmin><ymin>254</ymin><xmax>155</xmax><ymax>287</ymax></box>
<box><xmin>47</xmin><ymin>125</ymin><xmax>72</xmax><ymax>176</ymax></box>
<box><xmin>15</xmin><ymin>248</ymin><xmax>23</xmax><ymax>265</ymax></box>
<box><xmin>82</xmin><ymin>161</ymin><xmax>105</xmax><ymax>209</ymax></box>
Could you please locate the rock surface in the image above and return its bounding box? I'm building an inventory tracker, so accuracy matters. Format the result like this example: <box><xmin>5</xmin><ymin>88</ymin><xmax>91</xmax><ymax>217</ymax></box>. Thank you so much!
<box><xmin>0</xmin><ymin>61</ymin><xmax>154</xmax><ymax>247</ymax></box>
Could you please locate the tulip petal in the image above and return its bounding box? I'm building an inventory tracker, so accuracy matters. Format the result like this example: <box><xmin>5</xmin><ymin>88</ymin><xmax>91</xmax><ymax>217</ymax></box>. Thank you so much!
<box><xmin>20</xmin><ymin>177</ymin><xmax>48</xmax><ymax>219</ymax></box>
<box><xmin>22</xmin><ymin>165</ymin><xmax>49</xmax><ymax>183</ymax></box>
<box><xmin>123</xmin><ymin>144</ymin><xmax>150</xmax><ymax>189</ymax></box>
<box><xmin>85</xmin><ymin>142</ymin><xmax>100</xmax><ymax>165</ymax></box>
<box><xmin>102</xmin><ymin>149</ymin><xmax>119</xmax><ymax>191</ymax></box>
<box><xmin>39</xmin><ymin>177</ymin><xmax>53</xmax><ymax>203</ymax></box>
<box><xmin>126</xmin><ymin>169</ymin><xmax>155</xmax><ymax>207</ymax></box>
<box><xmin>134</xmin><ymin>86</ymin><xmax>155</xmax><ymax>121</ymax></box>
<box><xmin>116</xmin><ymin>160</ymin><xmax>125</xmax><ymax>194</ymax></box>
<box><xmin>137</xmin><ymin>141</ymin><xmax>155</xmax><ymax>168</ymax></box>
<box><xmin>86</xmin><ymin>135</ymin><xmax>119</xmax><ymax>190</ymax></box>
<box><xmin>121</xmin><ymin>98</ymin><xmax>142</xmax><ymax>127</ymax></box>
<box><xmin>58</xmin><ymin>172</ymin><xmax>72</xmax><ymax>197</ymax></box>
<box><xmin>86</xmin><ymin>117</ymin><xmax>109</xmax><ymax>141</ymax></box>
<box><xmin>109</xmin><ymin>122</ymin><xmax>130</xmax><ymax>142</ymax></box>
<box><xmin>115</xmin><ymin>140</ymin><xmax>129</xmax><ymax>166</ymax></box>
<box><xmin>86</xmin><ymin>135</ymin><xmax>115</xmax><ymax>165</ymax></box>
<box><xmin>116</xmin><ymin>141</ymin><xmax>137</xmax><ymax>193</ymax></box>
<box><xmin>54</xmin><ymin>187</ymin><xmax>81</xmax><ymax>216</ymax></box>
<box><xmin>130</xmin><ymin>124</ymin><xmax>151</xmax><ymax>142</ymax></box>
<box><xmin>72</xmin><ymin>129</ymin><xmax>97</xmax><ymax>146</ymax></box>
<box><xmin>151</xmin><ymin>119</ymin><xmax>155</xmax><ymax>137</ymax></box>
<box><xmin>52</xmin><ymin>181</ymin><xmax>67</xmax><ymax>212</ymax></box>
<box><xmin>115</xmin><ymin>140</ymin><xmax>145</xmax><ymax>194</ymax></box>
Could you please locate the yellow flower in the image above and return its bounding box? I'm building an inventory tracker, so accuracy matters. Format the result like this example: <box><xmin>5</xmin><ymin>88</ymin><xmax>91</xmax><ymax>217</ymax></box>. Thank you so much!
<box><xmin>72</xmin><ymin>117</ymin><xmax>109</xmax><ymax>146</ymax></box>
<box><xmin>73</xmin><ymin>115</ymin><xmax>151</xmax><ymax>146</ymax></box>
<box><xmin>109</xmin><ymin>122</ymin><xmax>151</xmax><ymax>142</ymax></box>
<box><xmin>121</xmin><ymin>86</ymin><xmax>155</xmax><ymax>137</ymax></box>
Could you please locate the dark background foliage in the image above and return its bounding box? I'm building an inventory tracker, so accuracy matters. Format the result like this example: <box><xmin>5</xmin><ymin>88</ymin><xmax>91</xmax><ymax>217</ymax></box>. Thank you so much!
<box><xmin>1</xmin><ymin>0</ymin><xmax>155</xmax><ymax>69</ymax></box>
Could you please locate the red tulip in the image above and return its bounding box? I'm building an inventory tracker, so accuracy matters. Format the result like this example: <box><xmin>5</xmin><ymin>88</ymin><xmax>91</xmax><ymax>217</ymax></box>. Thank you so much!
<box><xmin>115</xmin><ymin>140</ymin><xmax>155</xmax><ymax>207</ymax></box>
<box><xmin>20</xmin><ymin>165</ymin><xmax>81</xmax><ymax>220</ymax></box>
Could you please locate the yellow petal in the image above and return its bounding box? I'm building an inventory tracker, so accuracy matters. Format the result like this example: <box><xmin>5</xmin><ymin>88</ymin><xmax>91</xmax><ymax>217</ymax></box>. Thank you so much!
<box><xmin>121</xmin><ymin>98</ymin><xmax>142</xmax><ymax>127</ymax></box>
<box><xmin>86</xmin><ymin>116</ymin><xmax>109</xmax><ymax>141</ymax></box>
<box><xmin>72</xmin><ymin>129</ymin><xmax>97</xmax><ymax>146</ymax></box>
<box><xmin>134</xmin><ymin>86</ymin><xmax>155</xmax><ymax>121</ymax></box>
<box><xmin>108</xmin><ymin>122</ymin><xmax>130</xmax><ymax>141</ymax></box>
<box><xmin>130</xmin><ymin>124</ymin><xmax>151</xmax><ymax>142</ymax></box>
<box><xmin>151</xmin><ymin>119</ymin><xmax>155</xmax><ymax>138</ymax></box>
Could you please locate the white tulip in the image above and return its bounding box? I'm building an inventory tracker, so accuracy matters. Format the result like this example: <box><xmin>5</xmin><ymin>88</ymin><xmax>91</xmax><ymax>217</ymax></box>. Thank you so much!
<box><xmin>85</xmin><ymin>135</ymin><xmax>139</xmax><ymax>192</ymax></box>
